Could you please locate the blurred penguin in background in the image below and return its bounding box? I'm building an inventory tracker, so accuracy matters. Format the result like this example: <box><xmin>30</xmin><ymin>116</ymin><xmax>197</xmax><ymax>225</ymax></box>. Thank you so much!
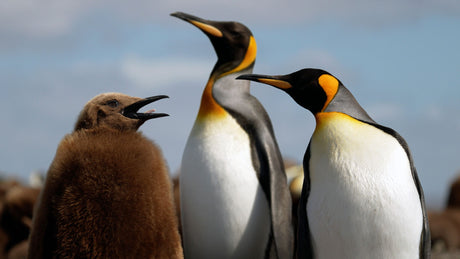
<box><xmin>0</xmin><ymin>180</ymin><xmax>40</xmax><ymax>258</ymax></box>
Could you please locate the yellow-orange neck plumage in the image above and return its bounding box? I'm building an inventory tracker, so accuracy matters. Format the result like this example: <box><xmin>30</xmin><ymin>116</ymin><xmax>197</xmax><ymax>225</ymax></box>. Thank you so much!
<box><xmin>196</xmin><ymin>76</ymin><xmax>227</xmax><ymax>121</ymax></box>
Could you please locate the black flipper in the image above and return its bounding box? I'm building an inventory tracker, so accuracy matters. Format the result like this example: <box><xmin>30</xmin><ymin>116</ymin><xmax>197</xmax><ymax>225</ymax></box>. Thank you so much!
<box><xmin>221</xmin><ymin>88</ymin><xmax>295</xmax><ymax>259</ymax></box>
<box><xmin>296</xmin><ymin>144</ymin><xmax>314</xmax><ymax>259</ymax></box>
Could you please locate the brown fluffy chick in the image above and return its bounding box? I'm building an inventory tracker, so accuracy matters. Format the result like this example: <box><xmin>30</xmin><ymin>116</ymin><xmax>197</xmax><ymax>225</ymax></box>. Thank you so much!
<box><xmin>28</xmin><ymin>93</ymin><xmax>183</xmax><ymax>259</ymax></box>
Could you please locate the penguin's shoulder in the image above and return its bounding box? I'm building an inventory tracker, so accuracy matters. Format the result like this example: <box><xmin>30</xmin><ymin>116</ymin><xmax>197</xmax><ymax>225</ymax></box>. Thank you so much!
<box><xmin>50</xmin><ymin>128</ymin><xmax>161</xmax><ymax>185</ymax></box>
<box><xmin>315</xmin><ymin>111</ymin><xmax>363</xmax><ymax>125</ymax></box>
<box><xmin>313</xmin><ymin>112</ymin><xmax>380</xmax><ymax>145</ymax></box>
<box><xmin>360</xmin><ymin>118</ymin><xmax>431</xmax><ymax>258</ymax></box>
<box><xmin>314</xmin><ymin>111</ymin><xmax>401</xmax><ymax>144</ymax></box>
<box><xmin>315</xmin><ymin>110</ymin><xmax>404</xmax><ymax>147</ymax></box>
<box><xmin>60</xmin><ymin>128</ymin><xmax>152</xmax><ymax>155</ymax></box>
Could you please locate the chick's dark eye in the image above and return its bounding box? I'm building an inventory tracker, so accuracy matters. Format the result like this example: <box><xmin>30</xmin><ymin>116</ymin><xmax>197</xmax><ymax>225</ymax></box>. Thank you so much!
<box><xmin>106</xmin><ymin>100</ymin><xmax>119</xmax><ymax>108</ymax></box>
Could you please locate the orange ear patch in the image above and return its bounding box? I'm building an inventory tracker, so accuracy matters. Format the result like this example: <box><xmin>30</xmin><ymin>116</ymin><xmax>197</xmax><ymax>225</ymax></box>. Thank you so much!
<box><xmin>222</xmin><ymin>36</ymin><xmax>257</xmax><ymax>77</ymax></box>
<box><xmin>318</xmin><ymin>74</ymin><xmax>339</xmax><ymax>111</ymax></box>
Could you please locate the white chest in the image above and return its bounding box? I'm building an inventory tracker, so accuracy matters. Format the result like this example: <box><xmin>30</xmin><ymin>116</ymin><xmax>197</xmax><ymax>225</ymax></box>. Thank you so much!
<box><xmin>180</xmin><ymin>114</ymin><xmax>270</xmax><ymax>259</ymax></box>
<box><xmin>307</xmin><ymin>113</ymin><xmax>422</xmax><ymax>259</ymax></box>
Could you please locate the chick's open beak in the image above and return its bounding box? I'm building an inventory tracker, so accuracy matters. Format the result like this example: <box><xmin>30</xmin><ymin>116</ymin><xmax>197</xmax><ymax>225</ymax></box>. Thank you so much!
<box><xmin>123</xmin><ymin>95</ymin><xmax>169</xmax><ymax>120</ymax></box>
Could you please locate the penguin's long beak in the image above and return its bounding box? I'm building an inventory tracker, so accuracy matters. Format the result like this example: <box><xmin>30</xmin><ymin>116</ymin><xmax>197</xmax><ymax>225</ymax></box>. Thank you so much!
<box><xmin>237</xmin><ymin>74</ymin><xmax>292</xmax><ymax>90</ymax></box>
<box><xmin>123</xmin><ymin>95</ymin><xmax>169</xmax><ymax>120</ymax></box>
<box><xmin>170</xmin><ymin>12</ymin><xmax>223</xmax><ymax>38</ymax></box>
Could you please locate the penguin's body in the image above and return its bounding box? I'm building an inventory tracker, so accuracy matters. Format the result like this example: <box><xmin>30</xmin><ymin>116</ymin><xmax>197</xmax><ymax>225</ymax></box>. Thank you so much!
<box><xmin>171</xmin><ymin>12</ymin><xmax>293</xmax><ymax>259</ymax></box>
<box><xmin>181</xmin><ymin>96</ymin><xmax>272</xmax><ymax>258</ymax></box>
<box><xmin>308</xmin><ymin>112</ymin><xmax>423</xmax><ymax>258</ymax></box>
<box><xmin>28</xmin><ymin>93</ymin><xmax>183</xmax><ymax>259</ymax></box>
<box><xmin>238</xmin><ymin>69</ymin><xmax>430</xmax><ymax>259</ymax></box>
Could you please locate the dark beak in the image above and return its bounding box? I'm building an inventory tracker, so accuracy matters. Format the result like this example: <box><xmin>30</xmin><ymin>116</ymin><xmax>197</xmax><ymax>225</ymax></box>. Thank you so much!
<box><xmin>170</xmin><ymin>12</ymin><xmax>223</xmax><ymax>38</ymax></box>
<box><xmin>237</xmin><ymin>74</ymin><xmax>272</xmax><ymax>81</ymax></box>
<box><xmin>171</xmin><ymin>12</ymin><xmax>205</xmax><ymax>23</ymax></box>
<box><xmin>123</xmin><ymin>95</ymin><xmax>169</xmax><ymax>120</ymax></box>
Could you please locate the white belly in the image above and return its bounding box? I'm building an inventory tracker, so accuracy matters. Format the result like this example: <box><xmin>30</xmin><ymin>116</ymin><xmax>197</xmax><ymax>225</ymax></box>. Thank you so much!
<box><xmin>180</xmin><ymin>115</ymin><xmax>271</xmax><ymax>259</ymax></box>
<box><xmin>307</xmin><ymin>113</ymin><xmax>423</xmax><ymax>259</ymax></box>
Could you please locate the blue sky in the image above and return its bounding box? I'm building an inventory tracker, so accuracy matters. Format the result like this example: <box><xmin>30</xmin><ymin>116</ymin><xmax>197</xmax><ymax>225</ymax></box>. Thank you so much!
<box><xmin>1</xmin><ymin>0</ymin><xmax>459</xmax><ymax>209</ymax></box>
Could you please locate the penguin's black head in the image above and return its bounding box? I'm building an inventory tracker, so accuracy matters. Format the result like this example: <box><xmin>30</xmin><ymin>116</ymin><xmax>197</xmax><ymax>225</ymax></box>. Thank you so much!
<box><xmin>74</xmin><ymin>93</ymin><xmax>168</xmax><ymax>131</ymax></box>
<box><xmin>171</xmin><ymin>12</ymin><xmax>256</xmax><ymax>75</ymax></box>
<box><xmin>237</xmin><ymin>68</ymin><xmax>341</xmax><ymax>114</ymax></box>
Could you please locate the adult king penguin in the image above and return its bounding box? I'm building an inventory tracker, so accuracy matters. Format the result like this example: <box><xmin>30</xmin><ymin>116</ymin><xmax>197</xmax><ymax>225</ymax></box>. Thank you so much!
<box><xmin>171</xmin><ymin>12</ymin><xmax>294</xmax><ymax>259</ymax></box>
<box><xmin>28</xmin><ymin>93</ymin><xmax>183</xmax><ymax>258</ymax></box>
<box><xmin>238</xmin><ymin>69</ymin><xmax>430</xmax><ymax>259</ymax></box>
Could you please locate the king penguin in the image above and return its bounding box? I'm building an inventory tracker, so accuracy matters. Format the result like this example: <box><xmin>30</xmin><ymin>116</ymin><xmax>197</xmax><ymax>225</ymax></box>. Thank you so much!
<box><xmin>170</xmin><ymin>12</ymin><xmax>294</xmax><ymax>259</ymax></box>
<box><xmin>238</xmin><ymin>69</ymin><xmax>430</xmax><ymax>259</ymax></box>
<box><xmin>28</xmin><ymin>93</ymin><xmax>183</xmax><ymax>258</ymax></box>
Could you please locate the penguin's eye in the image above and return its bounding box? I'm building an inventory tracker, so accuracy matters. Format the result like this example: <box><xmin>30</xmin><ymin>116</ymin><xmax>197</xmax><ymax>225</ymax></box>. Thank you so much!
<box><xmin>230</xmin><ymin>30</ymin><xmax>242</xmax><ymax>39</ymax></box>
<box><xmin>106</xmin><ymin>100</ymin><xmax>119</xmax><ymax>108</ymax></box>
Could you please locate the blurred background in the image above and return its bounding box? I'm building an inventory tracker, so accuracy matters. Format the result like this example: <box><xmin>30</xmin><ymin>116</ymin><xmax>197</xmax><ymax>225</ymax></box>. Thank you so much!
<box><xmin>1</xmin><ymin>0</ymin><xmax>459</xmax><ymax>210</ymax></box>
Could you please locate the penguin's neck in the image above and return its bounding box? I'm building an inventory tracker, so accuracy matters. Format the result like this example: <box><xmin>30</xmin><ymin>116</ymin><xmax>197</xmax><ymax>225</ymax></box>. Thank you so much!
<box><xmin>323</xmin><ymin>85</ymin><xmax>375</xmax><ymax>124</ymax></box>
<box><xmin>196</xmin><ymin>68</ymin><xmax>252</xmax><ymax>122</ymax></box>
<box><xmin>196</xmin><ymin>76</ymin><xmax>227</xmax><ymax>120</ymax></box>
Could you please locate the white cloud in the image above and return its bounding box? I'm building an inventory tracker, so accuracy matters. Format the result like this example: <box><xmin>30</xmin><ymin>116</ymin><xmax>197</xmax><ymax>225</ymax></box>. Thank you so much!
<box><xmin>365</xmin><ymin>102</ymin><xmax>405</xmax><ymax>121</ymax></box>
<box><xmin>424</xmin><ymin>105</ymin><xmax>460</xmax><ymax>130</ymax></box>
<box><xmin>120</xmin><ymin>55</ymin><xmax>211</xmax><ymax>89</ymax></box>
<box><xmin>425</xmin><ymin>105</ymin><xmax>444</xmax><ymax>121</ymax></box>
